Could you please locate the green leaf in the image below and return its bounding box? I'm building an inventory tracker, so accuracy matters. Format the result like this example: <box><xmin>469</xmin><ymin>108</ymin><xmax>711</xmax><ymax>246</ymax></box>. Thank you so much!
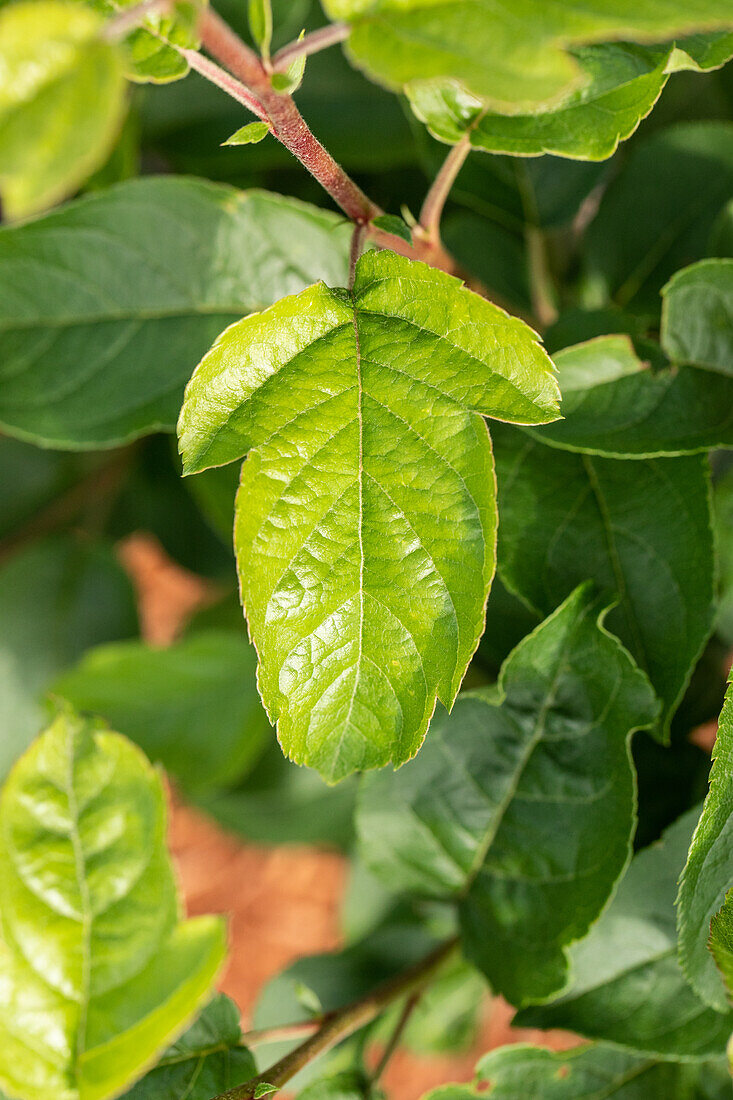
<box><xmin>178</xmin><ymin>249</ymin><xmax>560</xmax><ymax>781</ymax></box>
<box><xmin>0</xmin><ymin>706</ymin><xmax>226</xmax><ymax>1100</ymax></box>
<box><xmin>427</xmin><ymin>1043</ymin><xmax>733</xmax><ymax>1099</ymax></box>
<box><xmin>516</xmin><ymin>808</ymin><xmax>733</xmax><ymax>1059</ymax></box>
<box><xmin>89</xmin><ymin>0</ymin><xmax>203</xmax><ymax>83</ymax></box>
<box><xmin>661</xmin><ymin>259</ymin><xmax>733</xmax><ymax>376</ymax></box>
<box><xmin>0</xmin><ymin>437</ymin><xmax>97</xmax><ymax>540</ymax></box>
<box><xmin>296</xmin><ymin>1070</ymin><xmax>373</xmax><ymax>1100</ymax></box>
<box><xmin>522</xmin><ymin>334</ymin><xmax>733</xmax><ymax>457</ymax></box>
<box><xmin>585</xmin><ymin>122</ymin><xmax>733</xmax><ymax>311</ymax></box>
<box><xmin>323</xmin><ymin>0</ymin><xmax>733</xmax><ymax>113</ymax></box>
<box><xmin>249</xmin><ymin>0</ymin><xmax>273</xmax><ymax>57</ymax></box>
<box><xmin>0</xmin><ymin>536</ymin><xmax>138</xmax><ymax>780</ymax></box>
<box><xmin>716</xmin><ymin>468</ymin><xmax>733</xmax><ymax>646</ymax></box>
<box><xmin>710</xmin><ymin>891</ymin><xmax>733</xmax><ymax>1004</ymax></box>
<box><xmin>670</xmin><ymin>30</ymin><xmax>733</xmax><ymax>70</ymax></box>
<box><xmin>119</xmin><ymin>995</ymin><xmax>256</xmax><ymax>1100</ymax></box>
<box><xmin>371</xmin><ymin>213</ymin><xmax>412</xmax><ymax>245</ymax></box>
<box><xmin>493</xmin><ymin>426</ymin><xmax>716</xmax><ymax>736</ymax></box>
<box><xmin>223</xmin><ymin>121</ymin><xmax>271</xmax><ymax>145</ymax></box>
<box><xmin>408</xmin><ymin>43</ymin><xmax>671</xmax><ymax>161</ymax></box>
<box><xmin>0</xmin><ymin>1</ymin><xmax>127</xmax><ymax>219</ymax></box>
<box><xmin>358</xmin><ymin>586</ymin><xmax>658</xmax><ymax>1005</ymax></box>
<box><xmin>272</xmin><ymin>30</ymin><xmax>307</xmax><ymax>93</ymax></box>
<box><xmin>0</xmin><ymin>177</ymin><xmax>350</xmax><ymax>448</ymax></box>
<box><xmin>54</xmin><ymin>630</ymin><xmax>271</xmax><ymax>796</ymax></box>
<box><xmin>678</xmin><ymin>671</ymin><xmax>733</xmax><ymax>1012</ymax></box>
<box><xmin>254</xmin><ymin>1084</ymin><xmax>278</xmax><ymax>1098</ymax></box>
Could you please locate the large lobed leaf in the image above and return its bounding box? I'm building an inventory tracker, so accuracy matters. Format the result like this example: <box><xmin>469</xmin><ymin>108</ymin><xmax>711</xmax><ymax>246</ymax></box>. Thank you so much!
<box><xmin>178</xmin><ymin>249</ymin><xmax>560</xmax><ymax>781</ymax></box>
<box><xmin>493</xmin><ymin>425</ymin><xmax>716</xmax><ymax>736</ymax></box>
<box><xmin>517</xmin><ymin>807</ymin><xmax>733</xmax><ymax>1059</ymax></box>
<box><xmin>358</xmin><ymin>586</ymin><xmax>659</xmax><ymax>1005</ymax></box>
<box><xmin>0</xmin><ymin>178</ymin><xmax>350</xmax><ymax>449</ymax></box>
<box><xmin>323</xmin><ymin>0</ymin><xmax>733</xmax><ymax>114</ymax></box>
<box><xmin>0</xmin><ymin>707</ymin><xmax>226</xmax><ymax>1100</ymax></box>
<box><xmin>0</xmin><ymin>1</ymin><xmax>127</xmax><ymax>220</ymax></box>
<box><xmin>678</xmin><ymin>671</ymin><xmax>733</xmax><ymax>1012</ymax></box>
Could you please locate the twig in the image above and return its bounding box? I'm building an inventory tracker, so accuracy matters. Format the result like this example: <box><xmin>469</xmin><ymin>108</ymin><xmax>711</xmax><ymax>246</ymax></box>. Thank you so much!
<box><xmin>418</xmin><ymin>136</ymin><xmax>471</xmax><ymax>246</ymax></box>
<box><xmin>369</xmin><ymin>991</ymin><xmax>421</xmax><ymax>1084</ymax></box>
<box><xmin>272</xmin><ymin>23</ymin><xmax>350</xmax><ymax>71</ymax></box>
<box><xmin>241</xmin><ymin>1020</ymin><xmax>324</xmax><ymax>1047</ymax></box>
<box><xmin>181</xmin><ymin>49</ymin><xmax>269</xmax><ymax>122</ymax></box>
<box><xmin>210</xmin><ymin>938</ymin><xmax>458</xmax><ymax>1100</ymax></box>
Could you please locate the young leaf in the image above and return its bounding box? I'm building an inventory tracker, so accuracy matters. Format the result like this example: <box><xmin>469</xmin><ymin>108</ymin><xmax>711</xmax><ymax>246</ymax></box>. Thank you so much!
<box><xmin>272</xmin><ymin>31</ymin><xmax>307</xmax><ymax>94</ymax></box>
<box><xmin>0</xmin><ymin>706</ymin><xmax>226</xmax><ymax>1100</ymax></box>
<box><xmin>427</xmin><ymin>1043</ymin><xmax>733</xmax><ymax>1100</ymax></box>
<box><xmin>661</xmin><ymin>259</ymin><xmax>733</xmax><ymax>376</ymax></box>
<box><xmin>358</xmin><ymin>586</ymin><xmax>658</xmax><ymax>1005</ymax></box>
<box><xmin>585</xmin><ymin>122</ymin><xmax>733</xmax><ymax>311</ymax></box>
<box><xmin>522</xmin><ymin>334</ymin><xmax>733</xmax><ymax>457</ymax></box>
<box><xmin>678</xmin><ymin>671</ymin><xmax>733</xmax><ymax>1012</ymax></box>
<box><xmin>493</xmin><ymin>426</ymin><xmax>716</xmax><ymax>736</ymax></box>
<box><xmin>248</xmin><ymin>0</ymin><xmax>273</xmax><ymax>58</ymax></box>
<box><xmin>120</xmin><ymin>995</ymin><xmax>256</xmax><ymax>1100</ymax></box>
<box><xmin>372</xmin><ymin>214</ymin><xmax>413</xmax><ymax>245</ymax></box>
<box><xmin>0</xmin><ymin>536</ymin><xmax>138</xmax><ymax>780</ymax></box>
<box><xmin>254</xmin><ymin>1085</ymin><xmax>278</xmax><ymax>1098</ymax></box>
<box><xmin>0</xmin><ymin>178</ymin><xmax>350</xmax><ymax>448</ymax></box>
<box><xmin>516</xmin><ymin>808</ymin><xmax>733</xmax><ymax>1059</ymax></box>
<box><xmin>408</xmin><ymin>43</ymin><xmax>671</xmax><ymax>162</ymax></box>
<box><xmin>223</xmin><ymin>122</ymin><xmax>271</xmax><ymax>146</ymax></box>
<box><xmin>178</xmin><ymin>249</ymin><xmax>560</xmax><ymax>781</ymax></box>
<box><xmin>323</xmin><ymin>0</ymin><xmax>733</xmax><ymax>113</ymax></box>
<box><xmin>55</xmin><ymin>630</ymin><xmax>271</xmax><ymax>795</ymax></box>
<box><xmin>0</xmin><ymin>1</ymin><xmax>127</xmax><ymax>219</ymax></box>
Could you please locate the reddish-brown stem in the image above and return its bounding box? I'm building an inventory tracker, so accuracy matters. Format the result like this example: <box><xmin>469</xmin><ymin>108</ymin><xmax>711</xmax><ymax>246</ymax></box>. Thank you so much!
<box><xmin>348</xmin><ymin>221</ymin><xmax>366</xmax><ymax>288</ymax></box>
<box><xmin>272</xmin><ymin>23</ymin><xmax>350</xmax><ymax>70</ymax></box>
<box><xmin>198</xmin><ymin>9</ymin><xmax>378</xmax><ymax>224</ymax></box>
<box><xmin>419</xmin><ymin>136</ymin><xmax>471</xmax><ymax>245</ymax></box>
<box><xmin>182</xmin><ymin>49</ymin><xmax>269</xmax><ymax>122</ymax></box>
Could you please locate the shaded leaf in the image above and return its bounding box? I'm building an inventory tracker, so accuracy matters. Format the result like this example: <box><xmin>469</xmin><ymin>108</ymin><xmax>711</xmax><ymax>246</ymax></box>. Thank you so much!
<box><xmin>178</xmin><ymin>249</ymin><xmax>559</xmax><ymax>781</ymax></box>
<box><xmin>493</xmin><ymin>426</ymin><xmax>716</xmax><ymax>735</ymax></box>
<box><xmin>516</xmin><ymin>807</ymin><xmax>733</xmax><ymax>1059</ymax></box>
<box><xmin>55</xmin><ymin>630</ymin><xmax>270</xmax><ymax>795</ymax></box>
<box><xmin>0</xmin><ymin>178</ymin><xmax>350</xmax><ymax>448</ymax></box>
<box><xmin>358</xmin><ymin>586</ymin><xmax>658</xmax><ymax>1005</ymax></box>
<box><xmin>0</xmin><ymin>1</ymin><xmax>126</xmax><ymax>219</ymax></box>
<box><xmin>661</xmin><ymin>258</ymin><xmax>733</xmax><ymax>375</ymax></box>
<box><xmin>523</xmin><ymin>334</ymin><xmax>733</xmax><ymax>457</ymax></box>
<box><xmin>0</xmin><ymin>706</ymin><xmax>226</xmax><ymax>1100</ymax></box>
<box><xmin>372</xmin><ymin>214</ymin><xmax>412</xmax><ymax>244</ymax></box>
<box><xmin>710</xmin><ymin>890</ymin><xmax>733</xmax><ymax>1003</ymax></box>
<box><xmin>120</xmin><ymin>995</ymin><xmax>256</xmax><ymax>1100</ymax></box>
<box><xmin>678</xmin><ymin>671</ymin><xmax>733</xmax><ymax>1011</ymax></box>
<box><xmin>0</xmin><ymin>536</ymin><xmax>138</xmax><ymax>780</ymax></box>
<box><xmin>585</xmin><ymin>122</ymin><xmax>733</xmax><ymax>311</ymax></box>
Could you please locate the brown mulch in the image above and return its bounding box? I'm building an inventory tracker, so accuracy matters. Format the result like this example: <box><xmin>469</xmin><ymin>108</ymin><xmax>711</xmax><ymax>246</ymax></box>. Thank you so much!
<box><xmin>121</xmin><ymin>533</ymin><xmax>578</xmax><ymax>1098</ymax></box>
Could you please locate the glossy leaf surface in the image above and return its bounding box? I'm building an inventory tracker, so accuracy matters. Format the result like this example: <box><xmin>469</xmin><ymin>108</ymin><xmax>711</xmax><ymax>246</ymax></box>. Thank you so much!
<box><xmin>494</xmin><ymin>426</ymin><xmax>715</xmax><ymax>735</ymax></box>
<box><xmin>516</xmin><ymin>808</ymin><xmax>733</xmax><ymax>1058</ymax></box>
<box><xmin>523</xmin><ymin>335</ymin><xmax>733</xmax><ymax>457</ymax></box>
<box><xmin>323</xmin><ymin>0</ymin><xmax>733</xmax><ymax>113</ymax></box>
<box><xmin>358</xmin><ymin>587</ymin><xmax>658</xmax><ymax>1005</ymax></box>
<box><xmin>120</xmin><ymin>995</ymin><xmax>255</xmax><ymax>1100</ymax></box>
<box><xmin>661</xmin><ymin>259</ymin><xmax>733</xmax><ymax>376</ymax></box>
<box><xmin>0</xmin><ymin>708</ymin><xmax>226</xmax><ymax>1100</ymax></box>
<box><xmin>0</xmin><ymin>1</ymin><xmax>126</xmax><ymax>219</ymax></box>
<box><xmin>0</xmin><ymin>178</ymin><xmax>350</xmax><ymax>448</ymax></box>
<box><xmin>55</xmin><ymin>630</ymin><xmax>270</xmax><ymax>795</ymax></box>
<box><xmin>678</xmin><ymin>671</ymin><xmax>733</xmax><ymax>1011</ymax></box>
<box><xmin>179</xmin><ymin>249</ymin><xmax>560</xmax><ymax>781</ymax></box>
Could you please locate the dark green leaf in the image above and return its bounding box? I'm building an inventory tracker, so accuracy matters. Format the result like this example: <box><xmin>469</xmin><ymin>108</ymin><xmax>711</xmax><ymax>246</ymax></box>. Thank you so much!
<box><xmin>371</xmin><ymin>214</ymin><xmax>413</xmax><ymax>244</ymax></box>
<box><xmin>523</xmin><ymin>334</ymin><xmax>733</xmax><ymax>456</ymax></box>
<box><xmin>0</xmin><ymin>536</ymin><xmax>138</xmax><ymax>779</ymax></box>
<box><xmin>179</xmin><ymin>249</ymin><xmax>560</xmax><ymax>781</ymax></box>
<box><xmin>120</xmin><ymin>995</ymin><xmax>256</xmax><ymax>1100</ymax></box>
<box><xmin>710</xmin><ymin>890</ymin><xmax>733</xmax><ymax>1003</ymax></box>
<box><xmin>0</xmin><ymin>178</ymin><xmax>350</xmax><ymax>448</ymax></box>
<box><xmin>516</xmin><ymin>807</ymin><xmax>733</xmax><ymax>1059</ymax></box>
<box><xmin>661</xmin><ymin>259</ymin><xmax>733</xmax><ymax>375</ymax></box>
<box><xmin>678</xmin><ymin>671</ymin><xmax>733</xmax><ymax>1011</ymax></box>
<box><xmin>55</xmin><ymin>629</ymin><xmax>270</xmax><ymax>795</ymax></box>
<box><xmin>494</xmin><ymin>426</ymin><xmax>716</xmax><ymax>735</ymax></box>
<box><xmin>585</xmin><ymin>122</ymin><xmax>733</xmax><ymax>311</ymax></box>
<box><xmin>358</xmin><ymin>586</ymin><xmax>658</xmax><ymax>1005</ymax></box>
